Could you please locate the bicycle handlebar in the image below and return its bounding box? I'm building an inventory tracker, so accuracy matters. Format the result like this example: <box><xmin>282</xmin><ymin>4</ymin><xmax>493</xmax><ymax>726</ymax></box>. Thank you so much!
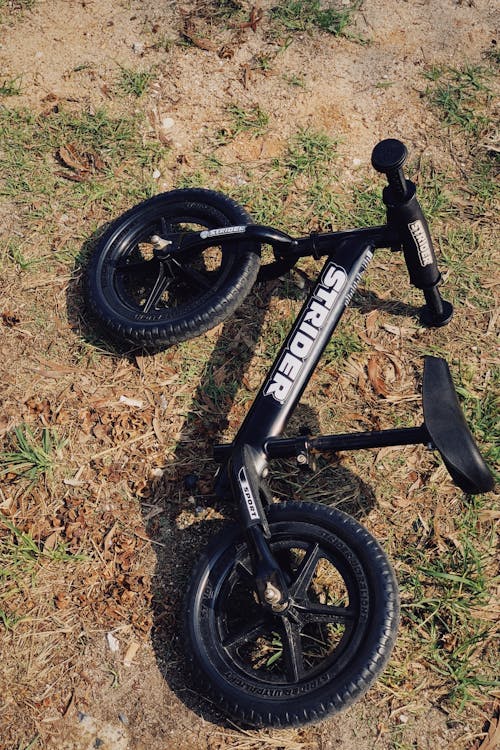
<box><xmin>371</xmin><ymin>139</ymin><xmax>453</xmax><ymax>327</ymax></box>
<box><xmin>371</xmin><ymin>138</ymin><xmax>409</xmax><ymax>200</ymax></box>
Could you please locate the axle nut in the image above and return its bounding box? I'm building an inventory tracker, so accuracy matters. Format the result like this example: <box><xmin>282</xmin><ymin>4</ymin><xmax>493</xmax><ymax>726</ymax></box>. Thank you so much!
<box><xmin>263</xmin><ymin>582</ymin><xmax>282</xmax><ymax>605</ymax></box>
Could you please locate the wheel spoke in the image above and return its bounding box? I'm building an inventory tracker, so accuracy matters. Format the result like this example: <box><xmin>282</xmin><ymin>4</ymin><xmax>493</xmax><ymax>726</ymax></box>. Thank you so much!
<box><xmin>222</xmin><ymin>616</ymin><xmax>268</xmax><ymax>650</ymax></box>
<box><xmin>296</xmin><ymin>602</ymin><xmax>355</xmax><ymax>625</ymax></box>
<box><xmin>171</xmin><ymin>258</ymin><xmax>212</xmax><ymax>291</ymax></box>
<box><xmin>281</xmin><ymin>619</ymin><xmax>305</xmax><ymax>683</ymax></box>
<box><xmin>234</xmin><ymin>560</ymin><xmax>255</xmax><ymax>586</ymax></box>
<box><xmin>290</xmin><ymin>543</ymin><xmax>321</xmax><ymax>599</ymax></box>
<box><xmin>142</xmin><ymin>263</ymin><xmax>171</xmax><ymax>312</ymax></box>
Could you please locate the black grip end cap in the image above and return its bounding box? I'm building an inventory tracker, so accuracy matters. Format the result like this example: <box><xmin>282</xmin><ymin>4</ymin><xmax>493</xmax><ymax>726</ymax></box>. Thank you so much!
<box><xmin>371</xmin><ymin>139</ymin><xmax>408</xmax><ymax>173</ymax></box>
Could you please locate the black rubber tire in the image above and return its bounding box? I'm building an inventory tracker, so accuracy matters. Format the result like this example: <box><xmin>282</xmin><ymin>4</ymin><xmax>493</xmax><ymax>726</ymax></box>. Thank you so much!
<box><xmin>85</xmin><ymin>189</ymin><xmax>260</xmax><ymax>349</ymax></box>
<box><xmin>185</xmin><ymin>501</ymin><xmax>399</xmax><ymax>727</ymax></box>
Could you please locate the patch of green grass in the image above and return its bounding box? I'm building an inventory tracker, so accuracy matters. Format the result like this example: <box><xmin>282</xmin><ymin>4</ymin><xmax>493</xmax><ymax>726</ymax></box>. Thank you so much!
<box><xmin>285</xmin><ymin>129</ymin><xmax>338</xmax><ymax>176</ymax></box>
<box><xmin>437</xmin><ymin>227</ymin><xmax>492</xmax><ymax>307</ymax></box>
<box><xmin>323</xmin><ymin>330</ymin><xmax>364</xmax><ymax>364</ymax></box>
<box><xmin>467</xmin><ymin>154</ymin><xmax>499</xmax><ymax>211</ymax></box>
<box><xmin>0</xmin><ymin>76</ymin><xmax>21</xmax><ymax>95</ymax></box>
<box><xmin>175</xmin><ymin>170</ymin><xmax>208</xmax><ymax>189</ymax></box>
<box><xmin>0</xmin><ymin>425</ymin><xmax>66</xmax><ymax>482</ymax></box>
<box><xmin>269</xmin><ymin>0</ymin><xmax>361</xmax><ymax>37</ymax></box>
<box><xmin>255</xmin><ymin>53</ymin><xmax>274</xmax><ymax>72</ymax></box>
<box><xmin>0</xmin><ymin>512</ymin><xmax>85</xmax><ymax>635</ymax></box>
<box><xmin>424</xmin><ymin>64</ymin><xmax>493</xmax><ymax>138</ymax></box>
<box><xmin>0</xmin><ymin>606</ymin><xmax>23</xmax><ymax>630</ymax></box>
<box><xmin>232</xmin><ymin>178</ymin><xmax>289</xmax><ymax>227</ymax></box>
<box><xmin>283</xmin><ymin>73</ymin><xmax>307</xmax><ymax>88</ymax></box>
<box><xmin>263</xmin><ymin>309</ymin><xmax>300</xmax><ymax>359</ymax></box>
<box><xmin>229</xmin><ymin>103</ymin><xmax>269</xmax><ymax>136</ymax></box>
<box><xmin>116</xmin><ymin>66</ymin><xmax>157</xmax><ymax>97</ymax></box>
<box><xmin>303</xmin><ymin>180</ymin><xmax>345</xmax><ymax>229</ymax></box>
<box><xmin>414</xmin><ymin>163</ymin><xmax>454</xmax><ymax>224</ymax></box>
<box><xmin>0</xmin><ymin>106</ymin><xmax>166</xmax><ymax>261</ymax></box>
<box><xmin>228</xmin><ymin>129</ymin><xmax>340</xmax><ymax>231</ymax></box>
<box><xmin>345</xmin><ymin>182</ymin><xmax>385</xmax><ymax>226</ymax></box>
<box><xmin>399</xmin><ymin>526</ymin><xmax>498</xmax><ymax>709</ymax></box>
<box><xmin>3</xmin><ymin>239</ymin><xmax>41</xmax><ymax>271</ymax></box>
<box><xmin>454</xmin><ymin>367</ymin><xmax>499</xmax><ymax>466</ymax></box>
<box><xmin>216</xmin><ymin>104</ymin><xmax>269</xmax><ymax>144</ymax></box>
<box><xmin>0</xmin><ymin>513</ymin><xmax>82</xmax><ymax>564</ymax></box>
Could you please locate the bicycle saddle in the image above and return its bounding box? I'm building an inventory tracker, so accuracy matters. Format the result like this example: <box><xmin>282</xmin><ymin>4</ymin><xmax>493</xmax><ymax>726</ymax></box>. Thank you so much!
<box><xmin>423</xmin><ymin>356</ymin><xmax>495</xmax><ymax>494</ymax></box>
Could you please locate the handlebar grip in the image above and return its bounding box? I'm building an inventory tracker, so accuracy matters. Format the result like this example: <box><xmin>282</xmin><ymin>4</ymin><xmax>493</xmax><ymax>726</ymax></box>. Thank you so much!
<box><xmin>371</xmin><ymin>139</ymin><xmax>409</xmax><ymax>200</ymax></box>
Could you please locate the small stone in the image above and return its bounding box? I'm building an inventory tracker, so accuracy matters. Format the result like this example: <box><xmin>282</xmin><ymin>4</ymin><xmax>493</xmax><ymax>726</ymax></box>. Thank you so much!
<box><xmin>106</xmin><ymin>632</ymin><xmax>120</xmax><ymax>653</ymax></box>
<box><xmin>132</xmin><ymin>41</ymin><xmax>145</xmax><ymax>54</ymax></box>
<box><xmin>152</xmin><ymin>169</ymin><xmax>161</xmax><ymax>180</ymax></box>
<box><xmin>118</xmin><ymin>713</ymin><xmax>129</xmax><ymax>726</ymax></box>
<box><xmin>161</xmin><ymin>117</ymin><xmax>175</xmax><ymax>131</ymax></box>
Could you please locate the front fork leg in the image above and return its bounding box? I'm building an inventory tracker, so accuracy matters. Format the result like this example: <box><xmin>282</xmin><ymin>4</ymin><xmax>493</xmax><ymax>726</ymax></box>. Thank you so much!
<box><xmin>228</xmin><ymin>444</ymin><xmax>289</xmax><ymax>611</ymax></box>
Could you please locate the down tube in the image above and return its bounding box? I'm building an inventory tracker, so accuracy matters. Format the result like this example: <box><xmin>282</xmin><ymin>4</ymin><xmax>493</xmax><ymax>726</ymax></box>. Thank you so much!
<box><xmin>232</xmin><ymin>241</ymin><xmax>375</xmax><ymax>472</ymax></box>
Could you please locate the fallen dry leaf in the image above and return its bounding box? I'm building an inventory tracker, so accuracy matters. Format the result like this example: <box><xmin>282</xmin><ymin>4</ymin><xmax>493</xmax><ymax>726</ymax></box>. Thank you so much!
<box><xmin>58</xmin><ymin>143</ymin><xmax>90</xmax><ymax>172</ymax></box>
<box><xmin>182</xmin><ymin>19</ymin><xmax>216</xmax><ymax>51</ymax></box>
<box><xmin>123</xmin><ymin>640</ymin><xmax>140</xmax><ymax>666</ymax></box>
<box><xmin>56</xmin><ymin>142</ymin><xmax>106</xmax><ymax>181</ymax></box>
<box><xmin>103</xmin><ymin>521</ymin><xmax>118</xmax><ymax>553</ymax></box>
<box><xmin>478</xmin><ymin>711</ymin><xmax>500</xmax><ymax>750</ymax></box>
<box><xmin>365</xmin><ymin>309</ymin><xmax>379</xmax><ymax>336</ymax></box>
<box><xmin>43</xmin><ymin>530</ymin><xmax>60</xmax><ymax>551</ymax></box>
<box><xmin>367</xmin><ymin>355</ymin><xmax>391</xmax><ymax>397</ymax></box>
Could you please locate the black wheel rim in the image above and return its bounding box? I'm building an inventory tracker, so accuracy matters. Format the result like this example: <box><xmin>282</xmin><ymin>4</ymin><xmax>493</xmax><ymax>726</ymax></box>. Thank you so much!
<box><xmin>105</xmin><ymin>212</ymin><xmax>234</xmax><ymax>319</ymax></box>
<box><xmin>207</xmin><ymin>521</ymin><xmax>369</xmax><ymax>688</ymax></box>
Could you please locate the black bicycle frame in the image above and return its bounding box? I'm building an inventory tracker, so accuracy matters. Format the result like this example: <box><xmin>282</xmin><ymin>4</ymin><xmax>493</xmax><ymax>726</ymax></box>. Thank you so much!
<box><xmin>230</xmin><ymin>237</ymin><xmax>377</xmax><ymax>472</ymax></box>
<box><xmin>197</xmin><ymin>139</ymin><xmax>462</xmax><ymax>606</ymax></box>
<box><xmin>209</xmin><ymin>231</ymin><xmax>394</xmax><ymax>607</ymax></box>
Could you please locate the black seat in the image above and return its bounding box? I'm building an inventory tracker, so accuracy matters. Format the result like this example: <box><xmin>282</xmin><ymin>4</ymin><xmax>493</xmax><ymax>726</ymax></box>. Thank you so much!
<box><xmin>422</xmin><ymin>356</ymin><xmax>494</xmax><ymax>494</ymax></box>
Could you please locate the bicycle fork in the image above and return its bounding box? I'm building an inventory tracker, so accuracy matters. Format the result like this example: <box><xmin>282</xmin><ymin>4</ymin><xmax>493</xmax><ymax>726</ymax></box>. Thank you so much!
<box><xmin>228</xmin><ymin>443</ymin><xmax>290</xmax><ymax>611</ymax></box>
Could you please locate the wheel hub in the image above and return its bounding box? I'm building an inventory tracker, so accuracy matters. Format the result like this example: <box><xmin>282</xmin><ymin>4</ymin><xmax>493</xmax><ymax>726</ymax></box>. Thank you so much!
<box><xmin>263</xmin><ymin>582</ymin><xmax>288</xmax><ymax>612</ymax></box>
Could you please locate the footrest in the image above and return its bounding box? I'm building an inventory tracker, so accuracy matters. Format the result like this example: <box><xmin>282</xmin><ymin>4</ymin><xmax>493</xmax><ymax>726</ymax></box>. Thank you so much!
<box><xmin>422</xmin><ymin>357</ymin><xmax>494</xmax><ymax>494</ymax></box>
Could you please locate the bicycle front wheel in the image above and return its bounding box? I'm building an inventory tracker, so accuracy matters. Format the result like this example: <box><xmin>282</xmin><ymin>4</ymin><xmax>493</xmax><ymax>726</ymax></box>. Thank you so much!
<box><xmin>185</xmin><ymin>501</ymin><xmax>399</xmax><ymax>727</ymax></box>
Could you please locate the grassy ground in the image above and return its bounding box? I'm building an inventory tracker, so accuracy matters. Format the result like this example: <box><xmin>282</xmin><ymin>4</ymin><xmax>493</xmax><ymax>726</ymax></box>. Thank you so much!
<box><xmin>0</xmin><ymin>1</ymin><xmax>498</xmax><ymax>748</ymax></box>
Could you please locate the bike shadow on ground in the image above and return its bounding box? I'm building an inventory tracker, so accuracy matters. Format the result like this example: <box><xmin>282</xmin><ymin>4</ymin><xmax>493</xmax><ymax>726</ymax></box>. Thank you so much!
<box><xmin>66</xmin><ymin>254</ymin><xmax>398</xmax><ymax>727</ymax></box>
<box><xmin>64</xmin><ymin>233</ymin><xmax>424</xmax><ymax>729</ymax></box>
<box><xmin>139</xmin><ymin>279</ymin><xmax>380</xmax><ymax>728</ymax></box>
